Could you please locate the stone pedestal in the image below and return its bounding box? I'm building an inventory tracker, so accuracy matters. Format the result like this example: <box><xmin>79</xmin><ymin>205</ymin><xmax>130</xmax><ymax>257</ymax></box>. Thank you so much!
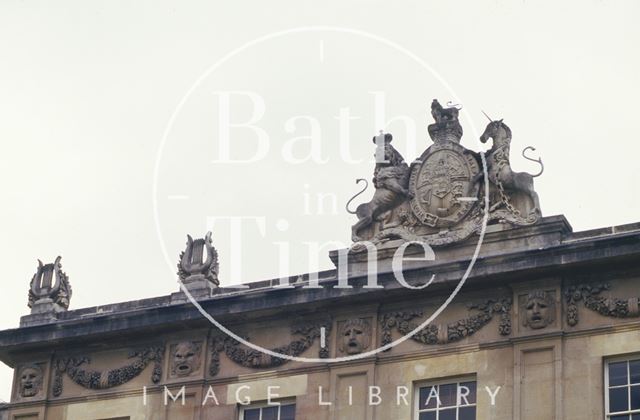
<box><xmin>20</xmin><ymin>298</ymin><xmax>66</xmax><ymax>327</ymax></box>
<box><xmin>170</xmin><ymin>275</ymin><xmax>217</xmax><ymax>304</ymax></box>
<box><xmin>329</xmin><ymin>215</ymin><xmax>573</xmax><ymax>279</ymax></box>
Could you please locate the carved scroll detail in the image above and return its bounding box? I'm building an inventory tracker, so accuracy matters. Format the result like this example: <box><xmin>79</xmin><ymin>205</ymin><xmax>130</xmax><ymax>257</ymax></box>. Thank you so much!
<box><xmin>380</xmin><ymin>298</ymin><xmax>512</xmax><ymax>350</ymax></box>
<box><xmin>53</xmin><ymin>346</ymin><xmax>164</xmax><ymax>397</ymax></box>
<box><xmin>565</xmin><ymin>283</ymin><xmax>640</xmax><ymax>326</ymax></box>
<box><xmin>209</xmin><ymin>320</ymin><xmax>330</xmax><ymax>376</ymax></box>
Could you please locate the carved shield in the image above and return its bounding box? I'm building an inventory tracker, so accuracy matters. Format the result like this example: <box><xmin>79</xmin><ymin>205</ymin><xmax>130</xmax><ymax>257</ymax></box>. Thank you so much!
<box><xmin>409</xmin><ymin>142</ymin><xmax>481</xmax><ymax>228</ymax></box>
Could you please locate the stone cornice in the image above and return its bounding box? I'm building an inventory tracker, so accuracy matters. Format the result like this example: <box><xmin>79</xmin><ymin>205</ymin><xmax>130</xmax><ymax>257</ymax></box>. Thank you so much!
<box><xmin>0</xmin><ymin>216</ymin><xmax>639</xmax><ymax>366</ymax></box>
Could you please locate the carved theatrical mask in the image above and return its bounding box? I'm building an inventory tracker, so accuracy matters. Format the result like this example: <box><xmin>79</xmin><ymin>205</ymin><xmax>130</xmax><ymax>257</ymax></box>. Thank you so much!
<box><xmin>523</xmin><ymin>290</ymin><xmax>555</xmax><ymax>329</ymax></box>
<box><xmin>339</xmin><ymin>318</ymin><xmax>371</xmax><ymax>355</ymax></box>
<box><xmin>19</xmin><ymin>365</ymin><xmax>43</xmax><ymax>398</ymax></box>
<box><xmin>171</xmin><ymin>341</ymin><xmax>202</xmax><ymax>377</ymax></box>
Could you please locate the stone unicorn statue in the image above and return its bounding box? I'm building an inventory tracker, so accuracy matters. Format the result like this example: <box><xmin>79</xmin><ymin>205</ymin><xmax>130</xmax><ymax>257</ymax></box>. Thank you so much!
<box><xmin>478</xmin><ymin>117</ymin><xmax>544</xmax><ymax>217</ymax></box>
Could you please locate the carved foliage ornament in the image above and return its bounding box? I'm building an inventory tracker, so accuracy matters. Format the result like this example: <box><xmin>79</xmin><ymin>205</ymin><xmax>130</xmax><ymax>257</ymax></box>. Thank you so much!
<box><xmin>380</xmin><ymin>298</ymin><xmax>511</xmax><ymax>349</ymax></box>
<box><xmin>209</xmin><ymin>320</ymin><xmax>330</xmax><ymax>376</ymax></box>
<box><xmin>565</xmin><ymin>283</ymin><xmax>640</xmax><ymax>326</ymax></box>
<box><xmin>53</xmin><ymin>346</ymin><xmax>164</xmax><ymax>397</ymax></box>
<box><xmin>429</xmin><ymin>99</ymin><xmax>463</xmax><ymax>144</ymax></box>
<box><xmin>28</xmin><ymin>256</ymin><xmax>72</xmax><ymax>309</ymax></box>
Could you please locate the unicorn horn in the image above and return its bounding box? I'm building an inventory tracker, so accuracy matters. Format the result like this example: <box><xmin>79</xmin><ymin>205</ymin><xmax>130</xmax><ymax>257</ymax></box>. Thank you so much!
<box><xmin>481</xmin><ymin>110</ymin><xmax>493</xmax><ymax>122</ymax></box>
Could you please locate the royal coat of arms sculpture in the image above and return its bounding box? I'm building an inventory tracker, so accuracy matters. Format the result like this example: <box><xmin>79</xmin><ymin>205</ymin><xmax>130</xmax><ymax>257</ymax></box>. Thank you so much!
<box><xmin>347</xmin><ymin>99</ymin><xmax>544</xmax><ymax>249</ymax></box>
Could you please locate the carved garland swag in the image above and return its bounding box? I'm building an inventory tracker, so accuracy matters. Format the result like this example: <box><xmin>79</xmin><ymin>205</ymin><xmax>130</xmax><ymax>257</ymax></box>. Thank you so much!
<box><xmin>209</xmin><ymin>321</ymin><xmax>330</xmax><ymax>376</ymax></box>
<box><xmin>53</xmin><ymin>346</ymin><xmax>164</xmax><ymax>397</ymax></box>
<box><xmin>44</xmin><ymin>282</ymin><xmax>640</xmax><ymax>393</ymax></box>
<box><xmin>565</xmin><ymin>282</ymin><xmax>640</xmax><ymax>326</ymax></box>
<box><xmin>380</xmin><ymin>298</ymin><xmax>512</xmax><ymax>349</ymax></box>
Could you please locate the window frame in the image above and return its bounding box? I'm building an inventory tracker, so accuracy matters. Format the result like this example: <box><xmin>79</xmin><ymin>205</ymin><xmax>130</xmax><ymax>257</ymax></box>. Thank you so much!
<box><xmin>413</xmin><ymin>375</ymin><xmax>478</xmax><ymax>420</ymax></box>
<box><xmin>238</xmin><ymin>399</ymin><xmax>296</xmax><ymax>420</ymax></box>
<box><xmin>604</xmin><ymin>355</ymin><xmax>640</xmax><ymax>419</ymax></box>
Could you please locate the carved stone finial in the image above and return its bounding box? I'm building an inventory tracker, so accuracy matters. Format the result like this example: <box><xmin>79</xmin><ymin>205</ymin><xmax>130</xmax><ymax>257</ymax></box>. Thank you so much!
<box><xmin>428</xmin><ymin>99</ymin><xmax>463</xmax><ymax>143</ymax></box>
<box><xmin>176</xmin><ymin>232</ymin><xmax>219</xmax><ymax>299</ymax></box>
<box><xmin>28</xmin><ymin>256</ymin><xmax>72</xmax><ymax>314</ymax></box>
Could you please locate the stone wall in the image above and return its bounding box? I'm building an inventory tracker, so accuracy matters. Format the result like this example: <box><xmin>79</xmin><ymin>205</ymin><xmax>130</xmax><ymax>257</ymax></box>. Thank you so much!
<box><xmin>2</xmin><ymin>217</ymin><xmax>640</xmax><ymax>419</ymax></box>
<box><xmin>4</xmin><ymin>266</ymin><xmax>640</xmax><ymax>420</ymax></box>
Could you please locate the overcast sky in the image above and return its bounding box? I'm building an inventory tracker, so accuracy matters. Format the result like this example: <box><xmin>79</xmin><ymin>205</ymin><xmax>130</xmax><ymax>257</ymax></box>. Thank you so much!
<box><xmin>1</xmin><ymin>0</ymin><xmax>639</xmax><ymax>402</ymax></box>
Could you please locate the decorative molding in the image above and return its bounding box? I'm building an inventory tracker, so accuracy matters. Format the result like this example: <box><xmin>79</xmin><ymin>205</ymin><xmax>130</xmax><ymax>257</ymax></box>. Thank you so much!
<box><xmin>380</xmin><ymin>298</ymin><xmax>512</xmax><ymax>350</ymax></box>
<box><xmin>209</xmin><ymin>320</ymin><xmax>330</xmax><ymax>376</ymax></box>
<box><xmin>52</xmin><ymin>345</ymin><xmax>164</xmax><ymax>397</ymax></box>
<box><xmin>565</xmin><ymin>283</ymin><xmax>640</xmax><ymax>326</ymax></box>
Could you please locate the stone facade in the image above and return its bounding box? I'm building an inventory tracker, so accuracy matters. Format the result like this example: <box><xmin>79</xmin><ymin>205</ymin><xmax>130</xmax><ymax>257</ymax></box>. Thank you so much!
<box><xmin>1</xmin><ymin>102</ymin><xmax>639</xmax><ymax>419</ymax></box>
<box><xmin>0</xmin><ymin>216</ymin><xmax>639</xmax><ymax>419</ymax></box>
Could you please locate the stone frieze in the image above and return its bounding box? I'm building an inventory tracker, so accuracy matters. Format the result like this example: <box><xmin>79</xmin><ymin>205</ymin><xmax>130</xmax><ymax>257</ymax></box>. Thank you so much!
<box><xmin>380</xmin><ymin>298</ymin><xmax>512</xmax><ymax>350</ymax></box>
<box><xmin>565</xmin><ymin>283</ymin><xmax>639</xmax><ymax>326</ymax></box>
<box><xmin>209</xmin><ymin>320</ymin><xmax>330</xmax><ymax>376</ymax></box>
<box><xmin>52</xmin><ymin>345</ymin><xmax>164</xmax><ymax>397</ymax></box>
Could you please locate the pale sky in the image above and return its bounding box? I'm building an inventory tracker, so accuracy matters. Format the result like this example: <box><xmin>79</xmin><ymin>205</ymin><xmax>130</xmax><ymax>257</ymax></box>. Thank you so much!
<box><xmin>1</xmin><ymin>0</ymin><xmax>639</xmax><ymax>402</ymax></box>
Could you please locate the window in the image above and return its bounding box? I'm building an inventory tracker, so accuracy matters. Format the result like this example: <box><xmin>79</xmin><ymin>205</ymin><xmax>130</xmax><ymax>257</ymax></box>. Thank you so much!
<box><xmin>606</xmin><ymin>358</ymin><xmax>640</xmax><ymax>419</ymax></box>
<box><xmin>239</xmin><ymin>402</ymin><xmax>295</xmax><ymax>420</ymax></box>
<box><xmin>414</xmin><ymin>378</ymin><xmax>477</xmax><ymax>420</ymax></box>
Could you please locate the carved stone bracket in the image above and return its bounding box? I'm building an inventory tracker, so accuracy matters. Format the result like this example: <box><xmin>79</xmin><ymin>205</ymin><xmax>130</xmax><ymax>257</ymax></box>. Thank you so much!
<box><xmin>565</xmin><ymin>283</ymin><xmax>640</xmax><ymax>326</ymax></box>
<box><xmin>380</xmin><ymin>298</ymin><xmax>512</xmax><ymax>350</ymax></box>
<box><xmin>209</xmin><ymin>320</ymin><xmax>330</xmax><ymax>376</ymax></box>
<box><xmin>52</xmin><ymin>346</ymin><xmax>164</xmax><ymax>397</ymax></box>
